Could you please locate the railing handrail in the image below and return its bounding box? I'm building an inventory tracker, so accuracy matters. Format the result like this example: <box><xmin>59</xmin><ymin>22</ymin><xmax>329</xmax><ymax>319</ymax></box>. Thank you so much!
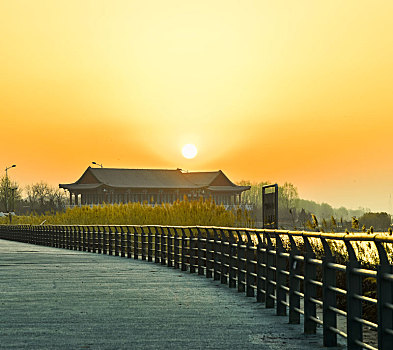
<box><xmin>20</xmin><ymin>224</ymin><xmax>393</xmax><ymax>244</ymax></box>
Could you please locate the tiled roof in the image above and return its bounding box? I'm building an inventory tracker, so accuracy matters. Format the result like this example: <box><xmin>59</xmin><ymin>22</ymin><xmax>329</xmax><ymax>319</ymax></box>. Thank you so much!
<box><xmin>60</xmin><ymin>167</ymin><xmax>250</xmax><ymax>193</ymax></box>
<box><xmin>182</xmin><ymin>172</ymin><xmax>221</xmax><ymax>186</ymax></box>
<box><xmin>61</xmin><ymin>168</ymin><xmax>201</xmax><ymax>189</ymax></box>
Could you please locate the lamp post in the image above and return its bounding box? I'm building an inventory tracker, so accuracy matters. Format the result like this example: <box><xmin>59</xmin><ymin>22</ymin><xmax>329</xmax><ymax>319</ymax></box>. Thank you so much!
<box><xmin>92</xmin><ymin>162</ymin><xmax>103</xmax><ymax>168</ymax></box>
<box><xmin>4</xmin><ymin>164</ymin><xmax>16</xmax><ymax>222</ymax></box>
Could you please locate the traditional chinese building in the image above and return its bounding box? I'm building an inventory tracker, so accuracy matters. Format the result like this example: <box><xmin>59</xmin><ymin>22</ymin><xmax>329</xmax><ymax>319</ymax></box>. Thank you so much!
<box><xmin>59</xmin><ymin>167</ymin><xmax>250</xmax><ymax>206</ymax></box>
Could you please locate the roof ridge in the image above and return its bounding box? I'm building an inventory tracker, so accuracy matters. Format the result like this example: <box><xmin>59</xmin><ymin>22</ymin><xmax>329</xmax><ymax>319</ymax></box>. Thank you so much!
<box><xmin>91</xmin><ymin>168</ymin><xmax>181</xmax><ymax>171</ymax></box>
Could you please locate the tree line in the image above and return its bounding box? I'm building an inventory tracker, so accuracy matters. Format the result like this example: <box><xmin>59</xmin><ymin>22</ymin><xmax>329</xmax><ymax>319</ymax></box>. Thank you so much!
<box><xmin>238</xmin><ymin>181</ymin><xmax>392</xmax><ymax>231</ymax></box>
<box><xmin>0</xmin><ymin>176</ymin><xmax>67</xmax><ymax>215</ymax></box>
<box><xmin>1</xmin><ymin>175</ymin><xmax>391</xmax><ymax>231</ymax></box>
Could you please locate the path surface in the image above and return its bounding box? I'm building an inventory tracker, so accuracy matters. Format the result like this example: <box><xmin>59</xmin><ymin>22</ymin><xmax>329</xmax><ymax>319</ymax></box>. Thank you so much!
<box><xmin>0</xmin><ymin>239</ymin><xmax>344</xmax><ymax>349</ymax></box>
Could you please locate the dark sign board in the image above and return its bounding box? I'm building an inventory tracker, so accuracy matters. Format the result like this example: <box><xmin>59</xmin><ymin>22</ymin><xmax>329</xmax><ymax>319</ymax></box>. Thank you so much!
<box><xmin>262</xmin><ymin>184</ymin><xmax>278</xmax><ymax>229</ymax></box>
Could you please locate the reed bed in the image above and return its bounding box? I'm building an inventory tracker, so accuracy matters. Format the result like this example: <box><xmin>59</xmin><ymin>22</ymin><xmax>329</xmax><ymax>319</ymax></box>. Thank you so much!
<box><xmin>0</xmin><ymin>198</ymin><xmax>254</xmax><ymax>228</ymax></box>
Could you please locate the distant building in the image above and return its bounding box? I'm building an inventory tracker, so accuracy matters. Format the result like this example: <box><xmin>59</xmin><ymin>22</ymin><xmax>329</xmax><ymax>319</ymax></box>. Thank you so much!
<box><xmin>59</xmin><ymin>167</ymin><xmax>250</xmax><ymax>206</ymax></box>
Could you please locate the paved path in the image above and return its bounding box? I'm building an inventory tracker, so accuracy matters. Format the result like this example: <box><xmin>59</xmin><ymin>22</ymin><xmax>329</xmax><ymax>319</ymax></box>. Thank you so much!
<box><xmin>0</xmin><ymin>239</ymin><xmax>344</xmax><ymax>349</ymax></box>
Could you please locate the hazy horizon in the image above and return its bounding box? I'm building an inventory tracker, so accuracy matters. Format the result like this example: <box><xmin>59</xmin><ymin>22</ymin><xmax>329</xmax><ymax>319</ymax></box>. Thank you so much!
<box><xmin>2</xmin><ymin>1</ymin><xmax>393</xmax><ymax>213</ymax></box>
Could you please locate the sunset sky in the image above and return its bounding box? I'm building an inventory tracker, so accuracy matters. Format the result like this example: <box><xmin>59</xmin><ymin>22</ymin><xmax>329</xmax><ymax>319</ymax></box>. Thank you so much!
<box><xmin>1</xmin><ymin>1</ymin><xmax>393</xmax><ymax>212</ymax></box>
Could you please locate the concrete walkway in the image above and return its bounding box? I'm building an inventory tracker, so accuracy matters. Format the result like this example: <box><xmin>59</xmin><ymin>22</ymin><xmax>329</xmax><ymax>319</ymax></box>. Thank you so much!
<box><xmin>0</xmin><ymin>239</ymin><xmax>343</xmax><ymax>349</ymax></box>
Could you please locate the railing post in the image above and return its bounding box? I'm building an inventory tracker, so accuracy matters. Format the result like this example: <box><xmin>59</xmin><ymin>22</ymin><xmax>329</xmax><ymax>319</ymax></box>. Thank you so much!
<box><xmin>31</xmin><ymin>225</ymin><xmax>36</xmax><ymax>245</ymax></box>
<box><xmin>114</xmin><ymin>226</ymin><xmax>119</xmax><ymax>256</ymax></box>
<box><xmin>220</xmin><ymin>229</ymin><xmax>228</xmax><ymax>285</ymax></box>
<box><xmin>90</xmin><ymin>226</ymin><xmax>95</xmax><ymax>252</ymax></box>
<box><xmin>54</xmin><ymin>225</ymin><xmax>58</xmax><ymax>248</ymax></box>
<box><xmin>377</xmin><ymin>264</ymin><xmax>393</xmax><ymax>350</ymax></box>
<box><xmin>265</xmin><ymin>232</ymin><xmax>275</xmax><ymax>308</ymax></box>
<box><xmin>77</xmin><ymin>226</ymin><xmax>82</xmax><ymax>251</ymax></box>
<box><xmin>47</xmin><ymin>226</ymin><xmax>51</xmax><ymax>247</ymax></box>
<box><xmin>256</xmin><ymin>232</ymin><xmax>266</xmax><ymax>302</ymax></box>
<box><xmin>102</xmin><ymin>226</ymin><xmax>108</xmax><ymax>255</ymax></box>
<box><xmin>147</xmin><ymin>226</ymin><xmax>153</xmax><ymax>262</ymax></box>
<box><xmin>65</xmin><ymin>225</ymin><xmax>70</xmax><ymax>249</ymax></box>
<box><xmin>197</xmin><ymin>227</ymin><xmax>204</xmax><ymax>275</ymax></box>
<box><xmin>64</xmin><ymin>226</ymin><xmax>69</xmax><ymax>249</ymax></box>
<box><xmin>160</xmin><ymin>226</ymin><xmax>166</xmax><ymax>265</ymax></box>
<box><xmin>189</xmin><ymin>228</ymin><xmax>196</xmax><ymax>273</ymax></box>
<box><xmin>49</xmin><ymin>226</ymin><xmax>54</xmax><ymax>247</ymax></box>
<box><xmin>49</xmin><ymin>226</ymin><xmax>53</xmax><ymax>247</ymax></box>
<box><xmin>61</xmin><ymin>226</ymin><xmax>65</xmax><ymax>249</ymax></box>
<box><xmin>60</xmin><ymin>226</ymin><xmax>65</xmax><ymax>249</ymax></box>
<box><xmin>155</xmin><ymin>227</ymin><xmax>160</xmax><ymax>264</ymax></box>
<box><xmin>108</xmin><ymin>226</ymin><xmax>113</xmax><ymax>255</ymax></box>
<box><xmin>60</xmin><ymin>225</ymin><xmax>64</xmax><ymax>249</ymax></box>
<box><xmin>236</xmin><ymin>230</ymin><xmax>246</xmax><ymax>293</ymax></box>
<box><xmin>167</xmin><ymin>227</ymin><xmax>173</xmax><ymax>268</ymax></box>
<box><xmin>120</xmin><ymin>226</ymin><xmax>125</xmax><ymax>257</ymax></box>
<box><xmin>66</xmin><ymin>226</ymin><xmax>70</xmax><ymax>250</ymax></box>
<box><xmin>39</xmin><ymin>226</ymin><xmax>43</xmax><ymax>246</ymax></box>
<box><xmin>205</xmin><ymin>228</ymin><xmax>213</xmax><ymax>279</ymax></box>
<box><xmin>72</xmin><ymin>226</ymin><xmax>77</xmax><ymax>250</ymax></box>
<box><xmin>41</xmin><ymin>226</ymin><xmax>45</xmax><ymax>246</ymax></box>
<box><xmin>245</xmin><ymin>230</ymin><xmax>255</xmax><ymax>297</ymax></box>
<box><xmin>41</xmin><ymin>225</ymin><xmax>45</xmax><ymax>246</ymax></box>
<box><xmin>321</xmin><ymin>237</ymin><xmax>337</xmax><ymax>347</ymax></box>
<box><xmin>72</xmin><ymin>225</ymin><xmax>76</xmax><ymax>250</ymax></box>
<box><xmin>160</xmin><ymin>227</ymin><xmax>166</xmax><ymax>266</ymax></box>
<box><xmin>43</xmin><ymin>226</ymin><xmax>47</xmax><ymax>246</ymax></box>
<box><xmin>29</xmin><ymin>225</ymin><xmax>33</xmax><ymax>244</ymax></box>
<box><xmin>304</xmin><ymin>235</ymin><xmax>317</xmax><ymax>334</ymax></box>
<box><xmin>81</xmin><ymin>226</ymin><xmax>86</xmax><ymax>251</ymax></box>
<box><xmin>25</xmin><ymin>225</ymin><xmax>29</xmax><ymax>244</ymax></box>
<box><xmin>173</xmin><ymin>228</ymin><xmax>179</xmax><ymax>269</ymax></box>
<box><xmin>181</xmin><ymin>228</ymin><xmax>187</xmax><ymax>271</ymax></box>
<box><xmin>228</xmin><ymin>230</ymin><xmax>236</xmax><ymax>288</ymax></box>
<box><xmin>133</xmin><ymin>226</ymin><xmax>139</xmax><ymax>259</ymax></box>
<box><xmin>91</xmin><ymin>226</ymin><xmax>95</xmax><ymax>253</ymax></box>
<box><xmin>82</xmin><ymin>226</ymin><xmax>86</xmax><ymax>251</ymax></box>
<box><xmin>276</xmin><ymin>233</ymin><xmax>287</xmax><ymax>316</ymax></box>
<box><xmin>345</xmin><ymin>240</ymin><xmax>363</xmax><ymax>350</ymax></box>
<box><xmin>141</xmin><ymin>227</ymin><xmax>146</xmax><ymax>260</ymax></box>
<box><xmin>213</xmin><ymin>228</ymin><xmax>220</xmax><ymax>280</ymax></box>
<box><xmin>47</xmin><ymin>226</ymin><xmax>52</xmax><ymax>247</ymax></box>
<box><xmin>375</xmin><ymin>241</ymin><xmax>393</xmax><ymax>350</ymax></box>
<box><xmin>97</xmin><ymin>226</ymin><xmax>102</xmax><ymax>254</ymax></box>
<box><xmin>32</xmin><ymin>225</ymin><xmax>36</xmax><ymax>245</ymax></box>
<box><xmin>67</xmin><ymin>226</ymin><xmax>71</xmax><ymax>250</ymax></box>
<box><xmin>288</xmin><ymin>235</ymin><xmax>301</xmax><ymax>323</ymax></box>
<box><xmin>87</xmin><ymin>226</ymin><xmax>92</xmax><ymax>253</ymax></box>
<box><xmin>126</xmin><ymin>226</ymin><xmax>131</xmax><ymax>258</ymax></box>
<box><xmin>36</xmin><ymin>225</ymin><xmax>40</xmax><ymax>245</ymax></box>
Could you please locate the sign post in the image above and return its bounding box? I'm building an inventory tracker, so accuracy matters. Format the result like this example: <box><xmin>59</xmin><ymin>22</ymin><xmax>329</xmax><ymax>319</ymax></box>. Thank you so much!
<box><xmin>262</xmin><ymin>184</ymin><xmax>278</xmax><ymax>229</ymax></box>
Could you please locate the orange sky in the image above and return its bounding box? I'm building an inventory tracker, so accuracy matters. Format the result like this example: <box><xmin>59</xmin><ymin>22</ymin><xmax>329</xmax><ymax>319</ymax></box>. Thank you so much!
<box><xmin>1</xmin><ymin>1</ymin><xmax>393</xmax><ymax>212</ymax></box>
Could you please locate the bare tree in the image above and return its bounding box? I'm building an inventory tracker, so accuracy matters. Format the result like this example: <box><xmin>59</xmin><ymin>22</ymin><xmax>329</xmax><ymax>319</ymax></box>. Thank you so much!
<box><xmin>25</xmin><ymin>182</ymin><xmax>67</xmax><ymax>213</ymax></box>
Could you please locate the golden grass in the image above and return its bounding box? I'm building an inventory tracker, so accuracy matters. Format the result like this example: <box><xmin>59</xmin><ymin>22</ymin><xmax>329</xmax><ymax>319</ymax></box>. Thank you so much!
<box><xmin>0</xmin><ymin>198</ymin><xmax>254</xmax><ymax>227</ymax></box>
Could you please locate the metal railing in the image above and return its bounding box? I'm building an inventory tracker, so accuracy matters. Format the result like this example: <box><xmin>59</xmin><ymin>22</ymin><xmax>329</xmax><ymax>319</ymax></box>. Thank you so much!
<box><xmin>0</xmin><ymin>225</ymin><xmax>392</xmax><ymax>350</ymax></box>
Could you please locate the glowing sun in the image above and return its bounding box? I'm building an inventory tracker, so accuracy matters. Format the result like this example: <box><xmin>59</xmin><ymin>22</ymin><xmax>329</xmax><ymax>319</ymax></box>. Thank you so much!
<box><xmin>182</xmin><ymin>144</ymin><xmax>198</xmax><ymax>159</ymax></box>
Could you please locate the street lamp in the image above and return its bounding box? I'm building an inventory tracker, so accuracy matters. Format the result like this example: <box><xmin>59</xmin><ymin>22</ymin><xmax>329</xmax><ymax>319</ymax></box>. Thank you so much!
<box><xmin>92</xmin><ymin>162</ymin><xmax>103</xmax><ymax>168</ymax></box>
<box><xmin>5</xmin><ymin>164</ymin><xmax>16</xmax><ymax>177</ymax></box>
